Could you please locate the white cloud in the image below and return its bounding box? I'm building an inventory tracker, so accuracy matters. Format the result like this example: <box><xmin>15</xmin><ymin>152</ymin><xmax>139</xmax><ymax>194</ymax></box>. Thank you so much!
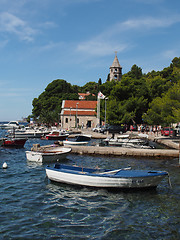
<box><xmin>121</xmin><ymin>16</ymin><xmax>180</xmax><ymax>29</ymax></box>
<box><xmin>0</xmin><ymin>12</ymin><xmax>36</xmax><ymax>42</ymax></box>
<box><xmin>76</xmin><ymin>40</ymin><xmax>127</xmax><ymax>56</ymax></box>
<box><xmin>162</xmin><ymin>49</ymin><xmax>180</xmax><ymax>60</ymax></box>
<box><xmin>76</xmin><ymin>14</ymin><xmax>180</xmax><ymax>57</ymax></box>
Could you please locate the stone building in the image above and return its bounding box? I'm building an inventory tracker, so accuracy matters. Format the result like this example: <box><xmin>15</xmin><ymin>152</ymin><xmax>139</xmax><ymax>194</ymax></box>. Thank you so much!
<box><xmin>109</xmin><ymin>52</ymin><xmax>122</xmax><ymax>81</ymax></box>
<box><xmin>60</xmin><ymin>100</ymin><xmax>98</xmax><ymax>130</ymax></box>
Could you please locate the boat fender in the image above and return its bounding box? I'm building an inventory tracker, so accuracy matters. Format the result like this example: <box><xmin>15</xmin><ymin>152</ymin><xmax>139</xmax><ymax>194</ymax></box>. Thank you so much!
<box><xmin>2</xmin><ymin>162</ymin><xmax>8</xmax><ymax>169</ymax></box>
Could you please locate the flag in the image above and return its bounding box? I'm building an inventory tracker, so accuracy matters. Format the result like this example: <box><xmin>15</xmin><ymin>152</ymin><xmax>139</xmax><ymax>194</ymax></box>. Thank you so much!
<box><xmin>98</xmin><ymin>91</ymin><xmax>105</xmax><ymax>99</ymax></box>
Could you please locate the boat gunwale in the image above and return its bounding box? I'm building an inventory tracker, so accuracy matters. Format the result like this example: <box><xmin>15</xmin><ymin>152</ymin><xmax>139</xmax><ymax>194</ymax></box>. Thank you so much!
<box><xmin>46</xmin><ymin>165</ymin><xmax>168</xmax><ymax>178</ymax></box>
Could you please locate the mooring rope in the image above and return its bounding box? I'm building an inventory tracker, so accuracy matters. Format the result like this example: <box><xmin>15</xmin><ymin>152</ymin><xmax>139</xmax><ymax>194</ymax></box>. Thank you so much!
<box><xmin>167</xmin><ymin>173</ymin><xmax>172</xmax><ymax>189</ymax></box>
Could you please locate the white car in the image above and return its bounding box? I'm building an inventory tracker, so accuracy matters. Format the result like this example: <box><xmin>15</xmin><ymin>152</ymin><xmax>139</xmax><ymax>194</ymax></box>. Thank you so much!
<box><xmin>92</xmin><ymin>126</ymin><xmax>101</xmax><ymax>132</ymax></box>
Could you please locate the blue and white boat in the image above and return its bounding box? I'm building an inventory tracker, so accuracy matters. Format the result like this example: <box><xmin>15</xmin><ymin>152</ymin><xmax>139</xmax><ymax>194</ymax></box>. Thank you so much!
<box><xmin>46</xmin><ymin>164</ymin><xmax>168</xmax><ymax>189</ymax></box>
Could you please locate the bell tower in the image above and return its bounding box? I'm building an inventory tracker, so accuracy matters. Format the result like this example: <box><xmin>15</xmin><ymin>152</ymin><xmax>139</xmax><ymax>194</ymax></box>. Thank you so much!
<box><xmin>109</xmin><ymin>52</ymin><xmax>122</xmax><ymax>81</ymax></box>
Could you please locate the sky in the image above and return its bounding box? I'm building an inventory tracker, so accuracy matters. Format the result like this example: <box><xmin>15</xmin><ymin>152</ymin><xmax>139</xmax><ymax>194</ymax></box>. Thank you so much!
<box><xmin>0</xmin><ymin>0</ymin><xmax>180</xmax><ymax>121</ymax></box>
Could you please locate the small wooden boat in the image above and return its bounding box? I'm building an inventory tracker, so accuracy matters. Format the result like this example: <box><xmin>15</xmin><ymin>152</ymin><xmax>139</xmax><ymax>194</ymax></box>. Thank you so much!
<box><xmin>3</xmin><ymin>138</ymin><xmax>27</xmax><ymax>148</ymax></box>
<box><xmin>46</xmin><ymin>164</ymin><xmax>169</xmax><ymax>189</ymax></box>
<box><xmin>26</xmin><ymin>146</ymin><xmax>71</xmax><ymax>162</ymax></box>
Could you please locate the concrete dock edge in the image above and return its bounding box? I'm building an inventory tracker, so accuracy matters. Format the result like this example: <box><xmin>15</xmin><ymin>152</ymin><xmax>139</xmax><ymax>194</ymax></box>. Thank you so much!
<box><xmin>70</xmin><ymin>145</ymin><xmax>179</xmax><ymax>158</ymax></box>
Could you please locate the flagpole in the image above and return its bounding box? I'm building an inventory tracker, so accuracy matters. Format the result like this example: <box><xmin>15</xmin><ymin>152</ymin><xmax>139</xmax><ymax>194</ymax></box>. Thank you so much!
<box><xmin>97</xmin><ymin>96</ymin><xmax>100</xmax><ymax>126</ymax></box>
<box><xmin>97</xmin><ymin>91</ymin><xmax>106</xmax><ymax>126</ymax></box>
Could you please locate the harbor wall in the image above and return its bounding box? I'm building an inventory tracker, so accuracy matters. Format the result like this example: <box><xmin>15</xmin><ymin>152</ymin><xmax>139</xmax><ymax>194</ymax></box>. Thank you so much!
<box><xmin>70</xmin><ymin>145</ymin><xmax>179</xmax><ymax>158</ymax></box>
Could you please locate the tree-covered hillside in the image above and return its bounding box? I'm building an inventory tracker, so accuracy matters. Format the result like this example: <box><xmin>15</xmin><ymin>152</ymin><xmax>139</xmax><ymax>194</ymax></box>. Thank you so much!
<box><xmin>30</xmin><ymin>57</ymin><xmax>180</xmax><ymax>126</ymax></box>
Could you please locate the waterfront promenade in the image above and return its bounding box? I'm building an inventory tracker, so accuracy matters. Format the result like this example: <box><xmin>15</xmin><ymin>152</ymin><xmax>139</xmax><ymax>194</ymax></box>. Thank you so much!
<box><xmin>69</xmin><ymin>130</ymin><xmax>180</xmax><ymax>158</ymax></box>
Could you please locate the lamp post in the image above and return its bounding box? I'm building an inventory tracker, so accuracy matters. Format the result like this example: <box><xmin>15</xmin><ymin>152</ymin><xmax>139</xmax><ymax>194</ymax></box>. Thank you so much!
<box><xmin>105</xmin><ymin>97</ymin><xmax>108</xmax><ymax>126</ymax></box>
<box><xmin>58</xmin><ymin>113</ymin><xmax>61</xmax><ymax>125</ymax></box>
<box><xmin>70</xmin><ymin>107</ymin><xmax>72</xmax><ymax>129</ymax></box>
<box><xmin>76</xmin><ymin>102</ymin><xmax>79</xmax><ymax>129</ymax></box>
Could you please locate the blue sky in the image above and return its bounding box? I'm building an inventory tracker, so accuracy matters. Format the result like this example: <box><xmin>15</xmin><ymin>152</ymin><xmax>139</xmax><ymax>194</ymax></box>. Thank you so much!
<box><xmin>0</xmin><ymin>0</ymin><xmax>180</xmax><ymax>121</ymax></box>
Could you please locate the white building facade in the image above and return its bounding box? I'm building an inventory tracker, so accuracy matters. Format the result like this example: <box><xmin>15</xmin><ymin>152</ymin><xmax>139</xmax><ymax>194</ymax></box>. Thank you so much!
<box><xmin>60</xmin><ymin>100</ymin><xmax>98</xmax><ymax>130</ymax></box>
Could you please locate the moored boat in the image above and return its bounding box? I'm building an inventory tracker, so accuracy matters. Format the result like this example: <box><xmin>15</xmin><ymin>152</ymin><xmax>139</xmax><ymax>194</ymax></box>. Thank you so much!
<box><xmin>26</xmin><ymin>146</ymin><xmax>71</xmax><ymax>162</ymax></box>
<box><xmin>44</xmin><ymin>130</ymin><xmax>69</xmax><ymax>140</ymax></box>
<box><xmin>3</xmin><ymin>138</ymin><xmax>27</xmax><ymax>148</ymax></box>
<box><xmin>63</xmin><ymin>140</ymin><xmax>88</xmax><ymax>146</ymax></box>
<box><xmin>0</xmin><ymin>121</ymin><xmax>23</xmax><ymax>129</ymax></box>
<box><xmin>46</xmin><ymin>164</ymin><xmax>169</xmax><ymax>189</ymax></box>
<box><xmin>8</xmin><ymin>127</ymin><xmax>50</xmax><ymax>138</ymax></box>
<box><xmin>62</xmin><ymin>134</ymin><xmax>91</xmax><ymax>146</ymax></box>
<box><xmin>75</xmin><ymin>134</ymin><xmax>92</xmax><ymax>142</ymax></box>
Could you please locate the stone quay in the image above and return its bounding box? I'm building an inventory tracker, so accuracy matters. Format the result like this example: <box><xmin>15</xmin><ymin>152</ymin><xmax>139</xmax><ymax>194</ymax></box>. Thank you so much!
<box><xmin>69</xmin><ymin>130</ymin><xmax>180</xmax><ymax>159</ymax></box>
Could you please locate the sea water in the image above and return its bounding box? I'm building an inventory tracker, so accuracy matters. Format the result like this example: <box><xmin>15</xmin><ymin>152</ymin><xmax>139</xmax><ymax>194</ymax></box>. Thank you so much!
<box><xmin>0</xmin><ymin>135</ymin><xmax>179</xmax><ymax>239</ymax></box>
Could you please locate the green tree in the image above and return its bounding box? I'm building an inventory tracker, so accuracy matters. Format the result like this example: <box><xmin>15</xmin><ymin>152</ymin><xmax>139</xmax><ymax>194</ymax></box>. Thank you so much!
<box><xmin>143</xmin><ymin>82</ymin><xmax>180</xmax><ymax>125</ymax></box>
<box><xmin>32</xmin><ymin>79</ymin><xmax>79</xmax><ymax>123</ymax></box>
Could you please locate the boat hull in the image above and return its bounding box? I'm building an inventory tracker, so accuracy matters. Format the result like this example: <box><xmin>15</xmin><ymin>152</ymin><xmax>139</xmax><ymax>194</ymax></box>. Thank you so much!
<box><xmin>13</xmin><ymin>132</ymin><xmax>45</xmax><ymax>138</ymax></box>
<box><xmin>46</xmin><ymin>164</ymin><xmax>168</xmax><ymax>189</ymax></box>
<box><xmin>26</xmin><ymin>147</ymin><xmax>71</xmax><ymax>163</ymax></box>
<box><xmin>3</xmin><ymin>138</ymin><xmax>27</xmax><ymax>148</ymax></box>
<box><xmin>45</xmin><ymin>134</ymin><xmax>69</xmax><ymax>140</ymax></box>
<box><xmin>75</xmin><ymin>134</ymin><xmax>92</xmax><ymax>141</ymax></box>
<box><xmin>63</xmin><ymin>140</ymin><xmax>88</xmax><ymax>146</ymax></box>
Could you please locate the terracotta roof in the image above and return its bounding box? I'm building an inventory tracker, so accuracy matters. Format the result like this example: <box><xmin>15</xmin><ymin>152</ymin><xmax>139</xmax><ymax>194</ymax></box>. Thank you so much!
<box><xmin>64</xmin><ymin>100</ymin><xmax>97</xmax><ymax>109</ymax></box>
<box><xmin>64</xmin><ymin>110</ymin><xmax>96</xmax><ymax>116</ymax></box>
<box><xmin>78</xmin><ymin>92</ymin><xmax>95</xmax><ymax>99</ymax></box>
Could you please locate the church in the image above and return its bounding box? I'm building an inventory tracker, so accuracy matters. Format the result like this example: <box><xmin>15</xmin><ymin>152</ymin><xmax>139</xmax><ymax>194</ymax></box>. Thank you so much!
<box><xmin>109</xmin><ymin>52</ymin><xmax>122</xmax><ymax>81</ymax></box>
<box><xmin>60</xmin><ymin>53</ymin><xmax>122</xmax><ymax>129</ymax></box>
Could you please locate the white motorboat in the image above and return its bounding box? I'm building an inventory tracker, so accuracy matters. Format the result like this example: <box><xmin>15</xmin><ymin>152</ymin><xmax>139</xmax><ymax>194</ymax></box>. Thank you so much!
<box><xmin>44</xmin><ymin>130</ymin><xmax>69</xmax><ymax>140</ymax></box>
<box><xmin>0</xmin><ymin>121</ymin><xmax>23</xmax><ymax>129</ymax></box>
<box><xmin>8</xmin><ymin>127</ymin><xmax>50</xmax><ymax>138</ymax></box>
<box><xmin>26</xmin><ymin>146</ymin><xmax>72</xmax><ymax>162</ymax></box>
<box><xmin>63</xmin><ymin>140</ymin><xmax>88</xmax><ymax>146</ymax></box>
<box><xmin>62</xmin><ymin>133</ymin><xmax>91</xmax><ymax>146</ymax></box>
<box><xmin>74</xmin><ymin>134</ymin><xmax>92</xmax><ymax>141</ymax></box>
<box><xmin>46</xmin><ymin>164</ymin><xmax>169</xmax><ymax>189</ymax></box>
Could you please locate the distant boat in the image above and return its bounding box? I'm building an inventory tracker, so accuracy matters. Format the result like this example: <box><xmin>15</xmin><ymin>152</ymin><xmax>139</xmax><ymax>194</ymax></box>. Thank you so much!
<box><xmin>2</xmin><ymin>138</ymin><xmax>27</xmax><ymax>148</ymax></box>
<box><xmin>63</xmin><ymin>140</ymin><xmax>88</xmax><ymax>146</ymax></box>
<box><xmin>75</xmin><ymin>134</ymin><xmax>92</xmax><ymax>141</ymax></box>
<box><xmin>62</xmin><ymin>134</ymin><xmax>91</xmax><ymax>146</ymax></box>
<box><xmin>26</xmin><ymin>146</ymin><xmax>71</xmax><ymax>163</ymax></box>
<box><xmin>46</xmin><ymin>164</ymin><xmax>169</xmax><ymax>189</ymax></box>
<box><xmin>8</xmin><ymin>127</ymin><xmax>50</xmax><ymax>138</ymax></box>
<box><xmin>44</xmin><ymin>130</ymin><xmax>69</xmax><ymax>140</ymax></box>
<box><xmin>0</xmin><ymin>121</ymin><xmax>23</xmax><ymax>129</ymax></box>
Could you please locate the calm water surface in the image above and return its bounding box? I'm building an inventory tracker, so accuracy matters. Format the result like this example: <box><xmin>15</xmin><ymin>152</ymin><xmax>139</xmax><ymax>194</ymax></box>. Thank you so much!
<box><xmin>0</xmin><ymin>136</ymin><xmax>180</xmax><ymax>240</ymax></box>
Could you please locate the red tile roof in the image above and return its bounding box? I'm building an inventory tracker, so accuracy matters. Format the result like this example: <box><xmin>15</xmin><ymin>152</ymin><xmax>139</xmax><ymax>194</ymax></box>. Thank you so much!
<box><xmin>64</xmin><ymin>100</ymin><xmax>97</xmax><ymax>109</ymax></box>
<box><xmin>64</xmin><ymin>110</ymin><xmax>96</xmax><ymax>116</ymax></box>
<box><xmin>78</xmin><ymin>92</ymin><xmax>95</xmax><ymax>99</ymax></box>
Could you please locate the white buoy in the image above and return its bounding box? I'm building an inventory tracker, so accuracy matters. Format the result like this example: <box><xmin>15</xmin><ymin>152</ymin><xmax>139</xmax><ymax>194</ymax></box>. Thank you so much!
<box><xmin>2</xmin><ymin>162</ymin><xmax>8</xmax><ymax>169</ymax></box>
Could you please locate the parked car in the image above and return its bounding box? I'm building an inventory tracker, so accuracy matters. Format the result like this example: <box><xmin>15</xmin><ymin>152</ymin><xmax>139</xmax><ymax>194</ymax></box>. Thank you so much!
<box><xmin>161</xmin><ymin>127</ymin><xmax>174</xmax><ymax>136</ymax></box>
<box><xmin>92</xmin><ymin>125</ymin><xmax>101</xmax><ymax>132</ymax></box>
<box><xmin>99</xmin><ymin>124</ymin><xmax>109</xmax><ymax>134</ymax></box>
<box><xmin>105</xmin><ymin>125</ymin><xmax>126</xmax><ymax>134</ymax></box>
